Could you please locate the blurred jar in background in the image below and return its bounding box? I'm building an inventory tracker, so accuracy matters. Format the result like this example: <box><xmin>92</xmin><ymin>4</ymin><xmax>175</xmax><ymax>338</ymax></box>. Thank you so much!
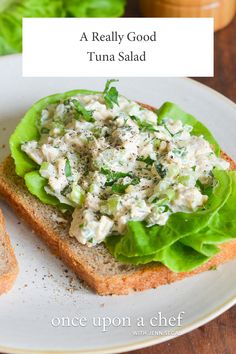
<box><xmin>139</xmin><ymin>0</ymin><xmax>236</xmax><ymax>31</ymax></box>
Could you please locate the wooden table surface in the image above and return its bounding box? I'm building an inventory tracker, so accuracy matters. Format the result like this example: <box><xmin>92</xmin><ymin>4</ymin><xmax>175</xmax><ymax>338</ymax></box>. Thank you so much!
<box><xmin>123</xmin><ymin>1</ymin><xmax>236</xmax><ymax>354</ymax></box>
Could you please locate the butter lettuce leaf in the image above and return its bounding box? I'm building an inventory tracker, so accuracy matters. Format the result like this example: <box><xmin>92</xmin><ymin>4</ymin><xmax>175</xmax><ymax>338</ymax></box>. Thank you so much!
<box><xmin>0</xmin><ymin>0</ymin><xmax>65</xmax><ymax>55</ymax></box>
<box><xmin>10</xmin><ymin>89</ymin><xmax>99</xmax><ymax>177</ymax></box>
<box><xmin>24</xmin><ymin>171</ymin><xmax>59</xmax><ymax>205</ymax></box>
<box><xmin>24</xmin><ymin>170</ymin><xmax>74</xmax><ymax>212</ymax></box>
<box><xmin>10</xmin><ymin>91</ymin><xmax>235</xmax><ymax>273</ymax></box>
<box><xmin>0</xmin><ymin>0</ymin><xmax>126</xmax><ymax>56</ymax></box>
<box><xmin>105</xmin><ymin>240</ymin><xmax>210</xmax><ymax>272</ymax></box>
<box><xmin>208</xmin><ymin>171</ymin><xmax>236</xmax><ymax>236</ymax></box>
<box><xmin>64</xmin><ymin>0</ymin><xmax>126</xmax><ymax>18</ymax></box>
<box><xmin>153</xmin><ymin>243</ymin><xmax>210</xmax><ymax>272</ymax></box>
<box><xmin>10</xmin><ymin>89</ymin><xmax>99</xmax><ymax>209</ymax></box>
<box><xmin>106</xmin><ymin>170</ymin><xmax>230</xmax><ymax>258</ymax></box>
<box><xmin>158</xmin><ymin>102</ymin><xmax>221</xmax><ymax>156</ymax></box>
<box><xmin>105</xmin><ymin>170</ymin><xmax>236</xmax><ymax>272</ymax></box>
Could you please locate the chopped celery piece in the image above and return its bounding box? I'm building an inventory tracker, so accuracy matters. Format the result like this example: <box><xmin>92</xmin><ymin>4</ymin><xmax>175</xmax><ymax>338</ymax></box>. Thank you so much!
<box><xmin>101</xmin><ymin>195</ymin><xmax>121</xmax><ymax>215</ymax></box>
<box><xmin>178</xmin><ymin>175</ymin><xmax>190</xmax><ymax>186</ymax></box>
<box><xmin>69</xmin><ymin>185</ymin><xmax>85</xmax><ymax>206</ymax></box>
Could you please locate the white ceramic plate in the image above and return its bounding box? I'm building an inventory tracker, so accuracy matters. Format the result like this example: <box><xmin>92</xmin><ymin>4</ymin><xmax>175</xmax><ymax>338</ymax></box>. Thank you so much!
<box><xmin>0</xmin><ymin>55</ymin><xmax>236</xmax><ymax>354</ymax></box>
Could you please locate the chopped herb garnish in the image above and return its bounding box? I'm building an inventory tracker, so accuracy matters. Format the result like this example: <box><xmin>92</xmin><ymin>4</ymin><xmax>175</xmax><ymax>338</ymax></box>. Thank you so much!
<box><xmin>130</xmin><ymin>116</ymin><xmax>157</xmax><ymax>132</ymax></box>
<box><xmin>131</xmin><ymin>177</ymin><xmax>140</xmax><ymax>185</ymax></box>
<box><xmin>111</xmin><ymin>184</ymin><xmax>127</xmax><ymax>193</ymax></box>
<box><xmin>137</xmin><ymin>156</ymin><xmax>155</xmax><ymax>166</ymax></box>
<box><xmin>41</xmin><ymin>127</ymin><xmax>50</xmax><ymax>134</ymax></box>
<box><xmin>101</xmin><ymin>167</ymin><xmax>132</xmax><ymax>186</ymax></box>
<box><xmin>62</xmin><ymin>185</ymin><xmax>72</xmax><ymax>196</ymax></box>
<box><xmin>155</xmin><ymin>163</ymin><xmax>167</xmax><ymax>179</ymax></box>
<box><xmin>65</xmin><ymin>159</ymin><xmax>72</xmax><ymax>177</ymax></box>
<box><xmin>164</xmin><ymin>124</ymin><xmax>174</xmax><ymax>137</ymax></box>
<box><xmin>72</xmin><ymin>99</ymin><xmax>95</xmax><ymax>122</ymax></box>
<box><xmin>103</xmin><ymin>79</ymin><xmax>119</xmax><ymax>109</ymax></box>
<box><xmin>111</xmin><ymin>177</ymin><xmax>140</xmax><ymax>194</ymax></box>
<box><xmin>151</xmin><ymin>196</ymin><xmax>169</xmax><ymax>205</ymax></box>
<box><xmin>196</xmin><ymin>179</ymin><xmax>213</xmax><ymax>197</ymax></box>
<box><xmin>63</xmin><ymin>99</ymin><xmax>70</xmax><ymax>106</ymax></box>
<box><xmin>162</xmin><ymin>205</ymin><xmax>170</xmax><ymax>212</ymax></box>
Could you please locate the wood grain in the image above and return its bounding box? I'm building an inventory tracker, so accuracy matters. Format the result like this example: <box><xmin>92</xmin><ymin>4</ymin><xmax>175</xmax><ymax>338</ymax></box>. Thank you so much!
<box><xmin>139</xmin><ymin>0</ymin><xmax>236</xmax><ymax>31</ymax></box>
<box><xmin>123</xmin><ymin>1</ymin><xmax>236</xmax><ymax>353</ymax></box>
<box><xmin>123</xmin><ymin>307</ymin><xmax>236</xmax><ymax>354</ymax></box>
<box><xmin>196</xmin><ymin>18</ymin><xmax>236</xmax><ymax>102</ymax></box>
<box><xmin>125</xmin><ymin>0</ymin><xmax>236</xmax><ymax>102</ymax></box>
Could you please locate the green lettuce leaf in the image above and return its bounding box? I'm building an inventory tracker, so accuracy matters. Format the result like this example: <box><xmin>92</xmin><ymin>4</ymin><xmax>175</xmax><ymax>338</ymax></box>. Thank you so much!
<box><xmin>24</xmin><ymin>170</ymin><xmax>74</xmax><ymax>212</ymax></box>
<box><xmin>153</xmin><ymin>243</ymin><xmax>210</xmax><ymax>272</ymax></box>
<box><xmin>207</xmin><ymin>171</ymin><xmax>236</xmax><ymax>237</ymax></box>
<box><xmin>105</xmin><ymin>239</ymin><xmax>210</xmax><ymax>271</ymax></box>
<box><xmin>10</xmin><ymin>89</ymin><xmax>100</xmax><ymax>209</ymax></box>
<box><xmin>64</xmin><ymin>0</ymin><xmax>126</xmax><ymax>18</ymax></box>
<box><xmin>10</xmin><ymin>90</ymin><xmax>235</xmax><ymax>273</ymax></box>
<box><xmin>0</xmin><ymin>0</ymin><xmax>65</xmax><ymax>55</ymax></box>
<box><xmin>105</xmin><ymin>169</ymin><xmax>236</xmax><ymax>272</ymax></box>
<box><xmin>180</xmin><ymin>228</ymin><xmax>222</xmax><ymax>257</ymax></box>
<box><xmin>106</xmin><ymin>170</ymin><xmax>230</xmax><ymax>258</ymax></box>
<box><xmin>24</xmin><ymin>170</ymin><xmax>60</xmax><ymax>205</ymax></box>
<box><xmin>0</xmin><ymin>0</ymin><xmax>126</xmax><ymax>56</ymax></box>
<box><xmin>10</xmin><ymin>89</ymin><xmax>99</xmax><ymax>177</ymax></box>
<box><xmin>158</xmin><ymin>102</ymin><xmax>221</xmax><ymax>156</ymax></box>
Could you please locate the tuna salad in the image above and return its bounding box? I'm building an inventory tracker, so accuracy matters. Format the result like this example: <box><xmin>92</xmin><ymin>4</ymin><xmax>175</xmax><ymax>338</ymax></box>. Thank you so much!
<box><xmin>20</xmin><ymin>81</ymin><xmax>229</xmax><ymax>247</ymax></box>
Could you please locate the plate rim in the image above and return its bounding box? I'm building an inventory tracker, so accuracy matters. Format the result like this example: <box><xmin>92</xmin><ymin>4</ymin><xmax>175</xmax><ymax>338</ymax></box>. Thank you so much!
<box><xmin>0</xmin><ymin>293</ymin><xmax>236</xmax><ymax>354</ymax></box>
<box><xmin>0</xmin><ymin>55</ymin><xmax>236</xmax><ymax>354</ymax></box>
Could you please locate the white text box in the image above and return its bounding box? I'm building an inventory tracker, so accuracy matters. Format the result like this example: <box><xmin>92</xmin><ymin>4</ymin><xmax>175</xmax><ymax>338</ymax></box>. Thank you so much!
<box><xmin>23</xmin><ymin>18</ymin><xmax>214</xmax><ymax>77</ymax></box>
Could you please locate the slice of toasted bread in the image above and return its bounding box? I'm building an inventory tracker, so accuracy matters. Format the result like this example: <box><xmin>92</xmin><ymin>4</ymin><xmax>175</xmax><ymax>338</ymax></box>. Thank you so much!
<box><xmin>0</xmin><ymin>209</ymin><xmax>18</xmax><ymax>295</ymax></box>
<box><xmin>1</xmin><ymin>98</ymin><xmax>236</xmax><ymax>295</ymax></box>
<box><xmin>0</xmin><ymin>154</ymin><xmax>235</xmax><ymax>295</ymax></box>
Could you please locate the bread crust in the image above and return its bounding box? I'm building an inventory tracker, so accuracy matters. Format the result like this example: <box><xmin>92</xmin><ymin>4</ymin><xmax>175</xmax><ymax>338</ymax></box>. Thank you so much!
<box><xmin>0</xmin><ymin>209</ymin><xmax>19</xmax><ymax>295</ymax></box>
<box><xmin>0</xmin><ymin>102</ymin><xmax>235</xmax><ymax>295</ymax></box>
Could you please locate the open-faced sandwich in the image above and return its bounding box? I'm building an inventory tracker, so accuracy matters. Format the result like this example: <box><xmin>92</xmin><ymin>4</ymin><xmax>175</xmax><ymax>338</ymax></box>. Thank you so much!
<box><xmin>0</xmin><ymin>80</ymin><xmax>236</xmax><ymax>295</ymax></box>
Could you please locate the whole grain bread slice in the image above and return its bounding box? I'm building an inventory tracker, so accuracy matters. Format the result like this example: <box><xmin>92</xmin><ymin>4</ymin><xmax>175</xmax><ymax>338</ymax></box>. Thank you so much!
<box><xmin>1</xmin><ymin>98</ymin><xmax>236</xmax><ymax>295</ymax></box>
<box><xmin>0</xmin><ymin>208</ymin><xmax>18</xmax><ymax>295</ymax></box>
<box><xmin>0</xmin><ymin>153</ymin><xmax>235</xmax><ymax>295</ymax></box>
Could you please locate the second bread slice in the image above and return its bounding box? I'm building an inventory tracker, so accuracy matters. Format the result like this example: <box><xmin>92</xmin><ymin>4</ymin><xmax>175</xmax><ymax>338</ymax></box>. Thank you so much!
<box><xmin>0</xmin><ymin>208</ymin><xmax>18</xmax><ymax>295</ymax></box>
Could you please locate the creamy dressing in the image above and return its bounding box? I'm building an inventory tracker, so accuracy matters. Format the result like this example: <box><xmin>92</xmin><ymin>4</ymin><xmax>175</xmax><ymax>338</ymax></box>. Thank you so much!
<box><xmin>21</xmin><ymin>93</ymin><xmax>229</xmax><ymax>246</ymax></box>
